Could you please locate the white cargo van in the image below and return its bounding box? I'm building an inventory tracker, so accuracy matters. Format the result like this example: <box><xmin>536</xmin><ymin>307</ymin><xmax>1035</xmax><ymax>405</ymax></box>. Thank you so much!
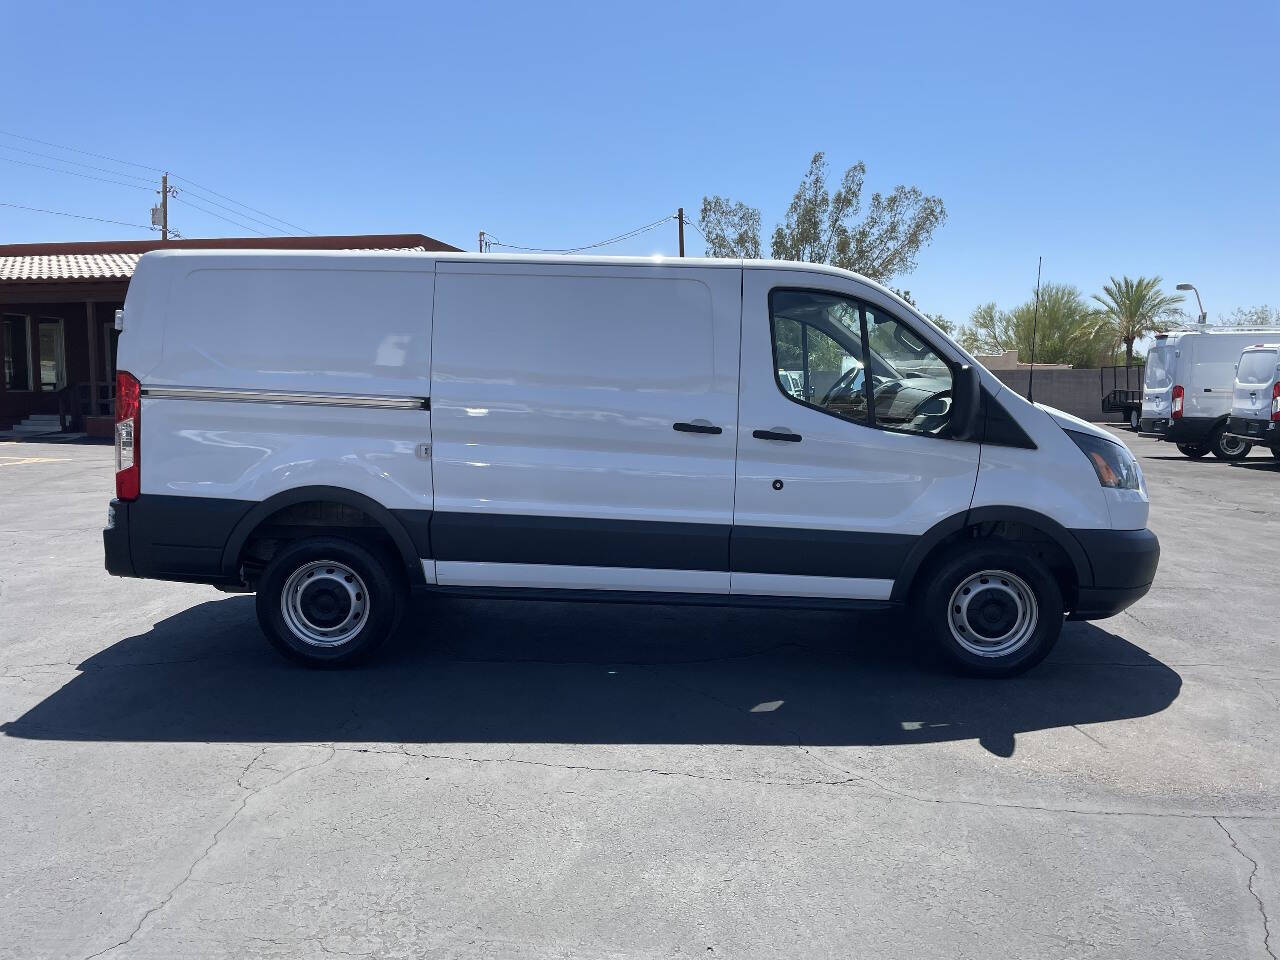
<box><xmin>104</xmin><ymin>251</ymin><xmax>1159</xmax><ymax>676</ymax></box>
<box><xmin>1139</xmin><ymin>328</ymin><xmax>1276</xmax><ymax>459</ymax></box>
<box><xmin>1225</xmin><ymin>343</ymin><xmax>1280</xmax><ymax>457</ymax></box>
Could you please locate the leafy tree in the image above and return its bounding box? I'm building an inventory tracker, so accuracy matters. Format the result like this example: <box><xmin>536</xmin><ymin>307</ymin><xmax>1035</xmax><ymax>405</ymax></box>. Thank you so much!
<box><xmin>1219</xmin><ymin>305</ymin><xmax>1280</xmax><ymax>326</ymax></box>
<box><xmin>698</xmin><ymin>152</ymin><xmax>946</xmax><ymax>284</ymax></box>
<box><xmin>957</xmin><ymin>284</ymin><xmax>1102</xmax><ymax>368</ymax></box>
<box><xmin>1088</xmin><ymin>276</ymin><xmax>1184</xmax><ymax>367</ymax></box>
<box><xmin>698</xmin><ymin>196</ymin><xmax>761</xmax><ymax>259</ymax></box>
<box><xmin>894</xmin><ymin>288</ymin><xmax>953</xmax><ymax>335</ymax></box>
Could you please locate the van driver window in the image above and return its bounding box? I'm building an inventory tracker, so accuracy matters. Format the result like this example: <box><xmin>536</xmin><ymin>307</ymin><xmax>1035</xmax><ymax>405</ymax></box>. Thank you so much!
<box><xmin>770</xmin><ymin>291</ymin><xmax>954</xmax><ymax>436</ymax></box>
<box><xmin>771</xmin><ymin>295</ymin><xmax>870</xmax><ymax>426</ymax></box>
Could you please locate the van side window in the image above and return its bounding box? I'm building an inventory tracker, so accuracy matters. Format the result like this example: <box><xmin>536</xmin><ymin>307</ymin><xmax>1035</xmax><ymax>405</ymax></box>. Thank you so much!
<box><xmin>770</xmin><ymin>291</ymin><xmax>870</xmax><ymax>426</ymax></box>
<box><xmin>862</xmin><ymin>308</ymin><xmax>954</xmax><ymax>436</ymax></box>
<box><xmin>769</xmin><ymin>291</ymin><xmax>955</xmax><ymax>437</ymax></box>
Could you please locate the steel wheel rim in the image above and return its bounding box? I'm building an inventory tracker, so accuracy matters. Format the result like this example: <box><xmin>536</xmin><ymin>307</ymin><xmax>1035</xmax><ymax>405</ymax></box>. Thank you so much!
<box><xmin>1220</xmin><ymin>434</ymin><xmax>1247</xmax><ymax>456</ymax></box>
<box><xmin>947</xmin><ymin>569</ymin><xmax>1039</xmax><ymax>658</ymax></box>
<box><xmin>280</xmin><ymin>560</ymin><xmax>369</xmax><ymax>647</ymax></box>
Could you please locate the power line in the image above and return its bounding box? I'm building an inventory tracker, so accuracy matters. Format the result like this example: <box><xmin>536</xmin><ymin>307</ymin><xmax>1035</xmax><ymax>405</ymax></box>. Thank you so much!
<box><xmin>0</xmin><ymin>143</ymin><xmax>155</xmax><ymax>184</ymax></box>
<box><xmin>683</xmin><ymin>216</ymin><xmax>709</xmax><ymax>244</ymax></box>
<box><xmin>169</xmin><ymin>174</ymin><xmax>314</xmax><ymax>235</ymax></box>
<box><xmin>485</xmin><ymin>214</ymin><xmax>676</xmax><ymax>254</ymax></box>
<box><xmin>167</xmin><ymin>183</ymin><xmax>308</xmax><ymax>236</ymax></box>
<box><xmin>170</xmin><ymin>194</ymin><xmax>269</xmax><ymax>236</ymax></box>
<box><xmin>0</xmin><ymin>154</ymin><xmax>153</xmax><ymax>192</ymax></box>
<box><xmin>0</xmin><ymin>128</ymin><xmax>162</xmax><ymax>173</ymax></box>
<box><xmin>0</xmin><ymin>129</ymin><xmax>312</xmax><ymax>236</ymax></box>
<box><xmin>0</xmin><ymin>200</ymin><xmax>153</xmax><ymax>231</ymax></box>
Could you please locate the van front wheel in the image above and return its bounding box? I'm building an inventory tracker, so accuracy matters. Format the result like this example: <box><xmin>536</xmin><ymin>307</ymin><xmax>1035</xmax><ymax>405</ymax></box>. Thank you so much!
<box><xmin>918</xmin><ymin>544</ymin><xmax>1064</xmax><ymax>677</ymax></box>
<box><xmin>256</xmin><ymin>536</ymin><xmax>405</xmax><ymax>667</ymax></box>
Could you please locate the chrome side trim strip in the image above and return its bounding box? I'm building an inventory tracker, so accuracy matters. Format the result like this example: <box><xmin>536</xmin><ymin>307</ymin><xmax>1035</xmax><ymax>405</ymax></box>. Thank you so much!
<box><xmin>142</xmin><ymin>386</ymin><xmax>428</xmax><ymax>410</ymax></box>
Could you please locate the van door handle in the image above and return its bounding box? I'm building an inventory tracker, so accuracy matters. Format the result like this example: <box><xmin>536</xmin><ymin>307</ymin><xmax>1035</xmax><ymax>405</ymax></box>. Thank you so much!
<box><xmin>673</xmin><ymin>421</ymin><xmax>723</xmax><ymax>435</ymax></box>
<box><xmin>753</xmin><ymin>429</ymin><xmax>802</xmax><ymax>443</ymax></box>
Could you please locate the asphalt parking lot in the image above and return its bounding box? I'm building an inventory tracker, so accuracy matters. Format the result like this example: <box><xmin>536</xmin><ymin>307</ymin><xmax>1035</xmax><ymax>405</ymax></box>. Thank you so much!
<box><xmin>1</xmin><ymin>429</ymin><xmax>1277</xmax><ymax>960</ymax></box>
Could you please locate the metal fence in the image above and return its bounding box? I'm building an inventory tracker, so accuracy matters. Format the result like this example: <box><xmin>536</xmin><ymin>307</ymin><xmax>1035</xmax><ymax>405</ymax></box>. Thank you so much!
<box><xmin>989</xmin><ymin>365</ymin><xmax>1145</xmax><ymax>422</ymax></box>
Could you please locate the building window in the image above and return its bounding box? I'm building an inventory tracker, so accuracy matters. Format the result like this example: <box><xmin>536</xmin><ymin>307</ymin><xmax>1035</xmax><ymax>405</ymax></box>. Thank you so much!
<box><xmin>36</xmin><ymin>318</ymin><xmax>66</xmax><ymax>391</ymax></box>
<box><xmin>2</xmin><ymin>314</ymin><xmax>31</xmax><ymax>391</ymax></box>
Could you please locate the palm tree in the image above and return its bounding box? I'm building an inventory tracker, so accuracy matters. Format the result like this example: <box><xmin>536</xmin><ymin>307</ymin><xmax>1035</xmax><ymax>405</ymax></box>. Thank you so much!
<box><xmin>1090</xmin><ymin>276</ymin><xmax>1185</xmax><ymax>368</ymax></box>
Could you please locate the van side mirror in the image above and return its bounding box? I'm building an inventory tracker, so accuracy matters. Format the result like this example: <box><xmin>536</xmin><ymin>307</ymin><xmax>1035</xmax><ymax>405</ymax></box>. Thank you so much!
<box><xmin>951</xmin><ymin>364</ymin><xmax>982</xmax><ymax>441</ymax></box>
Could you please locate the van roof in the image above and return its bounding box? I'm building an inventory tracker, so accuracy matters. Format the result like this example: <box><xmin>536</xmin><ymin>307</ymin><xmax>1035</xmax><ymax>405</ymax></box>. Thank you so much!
<box><xmin>135</xmin><ymin>249</ymin><xmax>923</xmax><ymax>319</ymax></box>
<box><xmin>1153</xmin><ymin>327</ymin><xmax>1278</xmax><ymax>341</ymax></box>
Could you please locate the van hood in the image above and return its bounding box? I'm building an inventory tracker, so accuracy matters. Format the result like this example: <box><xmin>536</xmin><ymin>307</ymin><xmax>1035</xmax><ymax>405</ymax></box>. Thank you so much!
<box><xmin>1033</xmin><ymin>403</ymin><xmax>1119</xmax><ymax>444</ymax></box>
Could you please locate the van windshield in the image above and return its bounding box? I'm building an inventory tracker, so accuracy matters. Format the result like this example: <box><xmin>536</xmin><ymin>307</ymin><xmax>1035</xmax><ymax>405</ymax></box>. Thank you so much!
<box><xmin>1237</xmin><ymin>349</ymin><xmax>1278</xmax><ymax>385</ymax></box>
<box><xmin>1145</xmin><ymin>347</ymin><xmax>1173</xmax><ymax>389</ymax></box>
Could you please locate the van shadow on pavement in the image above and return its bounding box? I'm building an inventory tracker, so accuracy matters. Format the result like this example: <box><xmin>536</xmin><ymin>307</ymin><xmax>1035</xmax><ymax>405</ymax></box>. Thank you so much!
<box><xmin>4</xmin><ymin>594</ymin><xmax>1181</xmax><ymax>757</ymax></box>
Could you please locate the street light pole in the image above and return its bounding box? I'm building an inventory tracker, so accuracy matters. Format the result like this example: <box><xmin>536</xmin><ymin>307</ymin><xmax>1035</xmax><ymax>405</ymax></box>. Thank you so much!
<box><xmin>1176</xmin><ymin>282</ymin><xmax>1206</xmax><ymax>325</ymax></box>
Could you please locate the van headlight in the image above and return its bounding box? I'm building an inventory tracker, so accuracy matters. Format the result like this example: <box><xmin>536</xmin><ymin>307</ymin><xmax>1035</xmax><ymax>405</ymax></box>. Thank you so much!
<box><xmin>1066</xmin><ymin>430</ymin><xmax>1144</xmax><ymax>491</ymax></box>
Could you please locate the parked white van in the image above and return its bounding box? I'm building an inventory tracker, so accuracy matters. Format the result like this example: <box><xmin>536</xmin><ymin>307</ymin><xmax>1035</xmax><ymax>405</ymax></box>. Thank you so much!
<box><xmin>1225</xmin><ymin>342</ymin><xmax>1280</xmax><ymax>457</ymax></box>
<box><xmin>1139</xmin><ymin>328</ymin><xmax>1276</xmax><ymax>459</ymax></box>
<box><xmin>104</xmin><ymin>251</ymin><xmax>1159</xmax><ymax>676</ymax></box>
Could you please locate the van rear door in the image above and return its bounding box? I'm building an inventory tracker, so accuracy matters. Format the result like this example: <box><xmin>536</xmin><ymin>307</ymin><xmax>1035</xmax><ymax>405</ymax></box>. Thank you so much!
<box><xmin>1142</xmin><ymin>341</ymin><xmax>1174</xmax><ymax>420</ymax></box>
<box><xmin>1234</xmin><ymin>347</ymin><xmax>1279</xmax><ymax>420</ymax></box>
<box><xmin>731</xmin><ymin>268</ymin><xmax>980</xmax><ymax>601</ymax></box>
<box><xmin>429</xmin><ymin>261</ymin><xmax>742</xmax><ymax>593</ymax></box>
<box><xmin>1184</xmin><ymin>336</ymin><xmax>1238</xmax><ymax>420</ymax></box>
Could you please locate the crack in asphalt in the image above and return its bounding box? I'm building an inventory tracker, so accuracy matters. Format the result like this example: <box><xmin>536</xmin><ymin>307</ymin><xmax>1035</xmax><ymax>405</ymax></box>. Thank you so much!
<box><xmin>336</xmin><ymin>740</ymin><xmax>1280</xmax><ymax>824</ymax></box>
<box><xmin>338</xmin><ymin>743</ymin><xmax>860</xmax><ymax>789</ymax></box>
<box><xmin>80</xmin><ymin>745</ymin><xmax>337</xmax><ymax>960</ymax></box>
<box><xmin>1214</xmin><ymin>818</ymin><xmax>1276</xmax><ymax>960</ymax></box>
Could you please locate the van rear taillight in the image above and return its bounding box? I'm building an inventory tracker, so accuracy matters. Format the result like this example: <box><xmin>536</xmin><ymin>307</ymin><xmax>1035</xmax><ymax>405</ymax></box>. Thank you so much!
<box><xmin>115</xmin><ymin>370</ymin><xmax>141</xmax><ymax>501</ymax></box>
<box><xmin>1171</xmin><ymin>384</ymin><xmax>1184</xmax><ymax>419</ymax></box>
<box><xmin>1272</xmin><ymin>382</ymin><xmax>1280</xmax><ymax>422</ymax></box>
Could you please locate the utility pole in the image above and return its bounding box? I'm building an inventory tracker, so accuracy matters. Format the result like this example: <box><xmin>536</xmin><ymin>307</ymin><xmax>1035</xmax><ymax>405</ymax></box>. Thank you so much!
<box><xmin>1027</xmin><ymin>256</ymin><xmax>1042</xmax><ymax>404</ymax></box>
<box><xmin>677</xmin><ymin>207</ymin><xmax>685</xmax><ymax>257</ymax></box>
<box><xmin>478</xmin><ymin>230</ymin><xmax>485</xmax><ymax>253</ymax></box>
<box><xmin>151</xmin><ymin>172</ymin><xmax>172</xmax><ymax>240</ymax></box>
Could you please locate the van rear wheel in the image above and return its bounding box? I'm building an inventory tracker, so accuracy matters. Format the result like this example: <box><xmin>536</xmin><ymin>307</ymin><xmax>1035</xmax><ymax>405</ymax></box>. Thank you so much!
<box><xmin>1210</xmin><ymin>429</ymin><xmax>1251</xmax><ymax>461</ymax></box>
<box><xmin>256</xmin><ymin>536</ymin><xmax>405</xmax><ymax>667</ymax></box>
<box><xmin>1176</xmin><ymin>442</ymin><xmax>1209</xmax><ymax>459</ymax></box>
<box><xmin>917</xmin><ymin>544</ymin><xmax>1064</xmax><ymax>677</ymax></box>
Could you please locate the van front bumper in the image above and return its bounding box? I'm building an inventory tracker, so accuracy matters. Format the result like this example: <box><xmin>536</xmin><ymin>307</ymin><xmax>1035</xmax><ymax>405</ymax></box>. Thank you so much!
<box><xmin>1138</xmin><ymin>416</ymin><xmax>1215</xmax><ymax>445</ymax></box>
<box><xmin>1068</xmin><ymin>528</ymin><xmax>1160</xmax><ymax>620</ymax></box>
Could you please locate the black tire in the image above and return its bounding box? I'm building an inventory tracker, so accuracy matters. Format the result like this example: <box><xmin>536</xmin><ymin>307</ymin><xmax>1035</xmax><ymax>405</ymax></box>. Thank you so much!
<box><xmin>1210</xmin><ymin>428</ymin><xmax>1252</xmax><ymax>461</ymax></box>
<box><xmin>1129</xmin><ymin>409</ymin><xmax>1140</xmax><ymax>430</ymax></box>
<box><xmin>1177</xmin><ymin>442</ymin><xmax>1209</xmax><ymax>459</ymax></box>
<box><xmin>916</xmin><ymin>543</ymin><xmax>1064</xmax><ymax>678</ymax></box>
<box><xmin>256</xmin><ymin>536</ymin><xmax>405</xmax><ymax>667</ymax></box>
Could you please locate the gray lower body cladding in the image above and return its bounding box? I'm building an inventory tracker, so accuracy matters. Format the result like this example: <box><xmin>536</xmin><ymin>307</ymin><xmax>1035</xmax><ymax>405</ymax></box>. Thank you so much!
<box><xmin>104</xmin><ymin>495</ymin><xmax>1159</xmax><ymax>620</ymax></box>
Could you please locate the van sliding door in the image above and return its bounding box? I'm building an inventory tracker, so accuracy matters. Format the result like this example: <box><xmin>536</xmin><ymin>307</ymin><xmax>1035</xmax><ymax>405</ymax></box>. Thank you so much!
<box><xmin>429</xmin><ymin>262</ymin><xmax>743</xmax><ymax>594</ymax></box>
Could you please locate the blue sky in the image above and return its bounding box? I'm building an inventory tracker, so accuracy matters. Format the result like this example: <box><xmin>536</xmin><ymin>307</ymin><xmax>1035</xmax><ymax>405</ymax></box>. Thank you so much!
<box><xmin>2</xmin><ymin>0</ymin><xmax>1276</xmax><ymax>327</ymax></box>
